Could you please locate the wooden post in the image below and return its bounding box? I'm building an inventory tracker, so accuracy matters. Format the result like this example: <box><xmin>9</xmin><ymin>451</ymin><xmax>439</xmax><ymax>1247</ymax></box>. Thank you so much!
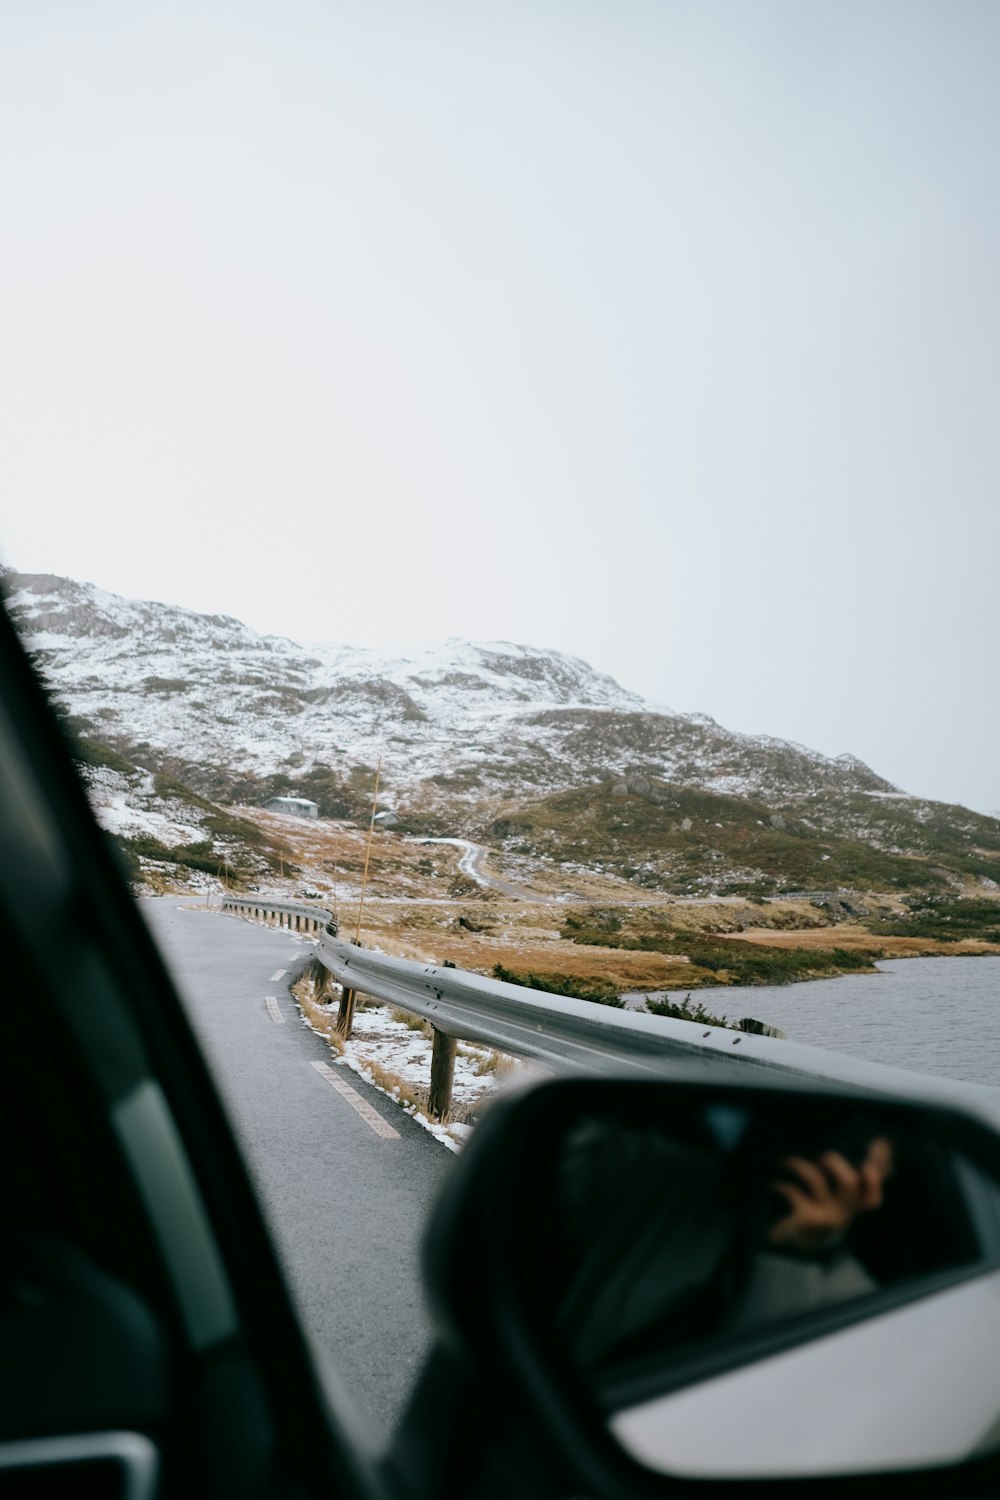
<box><xmin>354</xmin><ymin>755</ymin><xmax>382</xmax><ymax>945</ymax></box>
<box><xmin>428</xmin><ymin>1028</ymin><xmax>456</xmax><ymax>1121</ymax></box>
<box><xmin>337</xmin><ymin>986</ymin><xmax>357</xmax><ymax>1039</ymax></box>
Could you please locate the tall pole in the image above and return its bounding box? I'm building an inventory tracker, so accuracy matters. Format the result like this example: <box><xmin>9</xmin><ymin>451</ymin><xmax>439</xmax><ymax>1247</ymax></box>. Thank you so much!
<box><xmin>332</xmin><ymin>834</ymin><xmax>340</xmax><ymax>931</ymax></box>
<box><xmin>354</xmin><ymin>756</ymin><xmax>382</xmax><ymax>945</ymax></box>
<box><xmin>331</xmin><ymin>829</ymin><xmax>339</xmax><ymax>932</ymax></box>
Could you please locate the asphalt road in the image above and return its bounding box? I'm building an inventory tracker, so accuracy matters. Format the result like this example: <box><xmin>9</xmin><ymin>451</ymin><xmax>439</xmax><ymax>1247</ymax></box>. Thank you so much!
<box><xmin>141</xmin><ymin>898</ymin><xmax>454</xmax><ymax>1437</ymax></box>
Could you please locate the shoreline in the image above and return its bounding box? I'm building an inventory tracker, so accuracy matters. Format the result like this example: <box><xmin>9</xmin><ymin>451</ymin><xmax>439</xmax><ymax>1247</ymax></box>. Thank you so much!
<box><xmin>625</xmin><ymin>945</ymin><xmax>1000</xmax><ymax>1009</ymax></box>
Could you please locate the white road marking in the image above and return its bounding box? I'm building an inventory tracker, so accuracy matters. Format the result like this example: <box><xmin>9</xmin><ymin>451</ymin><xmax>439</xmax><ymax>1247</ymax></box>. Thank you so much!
<box><xmin>309</xmin><ymin>1061</ymin><xmax>400</xmax><ymax>1140</ymax></box>
<box><xmin>269</xmin><ymin>969</ymin><xmax>287</xmax><ymax>982</ymax></box>
<box><xmin>265</xmin><ymin>996</ymin><xmax>285</xmax><ymax>1024</ymax></box>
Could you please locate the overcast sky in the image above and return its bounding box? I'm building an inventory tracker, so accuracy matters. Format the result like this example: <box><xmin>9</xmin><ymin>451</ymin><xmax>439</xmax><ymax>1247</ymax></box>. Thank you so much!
<box><xmin>2</xmin><ymin>2</ymin><xmax>998</xmax><ymax>812</ymax></box>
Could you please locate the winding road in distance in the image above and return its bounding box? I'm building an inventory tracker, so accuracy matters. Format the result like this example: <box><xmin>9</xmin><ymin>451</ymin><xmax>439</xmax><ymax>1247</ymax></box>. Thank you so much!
<box><xmin>141</xmin><ymin>898</ymin><xmax>453</xmax><ymax>1436</ymax></box>
<box><xmin>408</xmin><ymin>835</ymin><xmax>548</xmax><ymax>901</ymax></box>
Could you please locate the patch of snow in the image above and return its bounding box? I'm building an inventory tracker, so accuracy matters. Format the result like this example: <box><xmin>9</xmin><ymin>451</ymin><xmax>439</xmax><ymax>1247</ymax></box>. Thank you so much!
<box><xmin>296</xmin><ymin>992</ymin><xmax>532</xmax><ymax>1150</ymax></box>
<box><xmin>82</xmin><ymin>766</ymin><xmax>206</xmax><ymax>847</ymax></box>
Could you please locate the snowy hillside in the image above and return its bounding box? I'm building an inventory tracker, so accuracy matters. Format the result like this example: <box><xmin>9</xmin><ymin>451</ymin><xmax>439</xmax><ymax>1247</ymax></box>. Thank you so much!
<box><xmin>4</xmin><ymin>568</ymin><xmax>895</xmax><ymax>806</ymax></box>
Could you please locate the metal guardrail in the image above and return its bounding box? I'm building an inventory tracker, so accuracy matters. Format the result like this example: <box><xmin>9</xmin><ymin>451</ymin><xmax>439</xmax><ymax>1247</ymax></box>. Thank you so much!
<box><xmin>222</xmin><ymin>895</ymin><xmax>331</xmax><ymax>935</ymax></box>
<box><xmin>220</xmin><ymin>898</ymin><xmax>1000</xmax><ymax>1125</ymax></box>
<box><xmin>316</xmin><ymin>935</ymin><xmax>1000</xmax><ymax>1126</ymax></box>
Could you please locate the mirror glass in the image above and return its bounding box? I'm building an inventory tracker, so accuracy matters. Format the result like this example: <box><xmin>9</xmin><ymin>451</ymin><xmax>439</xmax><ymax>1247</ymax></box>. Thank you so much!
<box><xmin>531</xmin><ymin>1094</ymin><xmax>1000</xmax><ymax>1479</ymax></box>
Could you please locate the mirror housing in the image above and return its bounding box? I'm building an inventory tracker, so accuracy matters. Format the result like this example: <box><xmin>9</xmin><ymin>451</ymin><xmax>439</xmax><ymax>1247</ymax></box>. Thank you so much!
<box><xmin>425</xmin><ymin>1074</ymin><xmax>1000</xmax><ymax>1498</ymax></box>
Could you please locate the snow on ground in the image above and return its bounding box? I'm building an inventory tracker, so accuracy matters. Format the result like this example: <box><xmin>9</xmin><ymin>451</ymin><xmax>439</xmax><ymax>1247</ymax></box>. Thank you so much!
<box><xmin>347</xmin><ymin>1005</ymin><xmax>501</xmax><ymax>1106</ymax></box>
<box><xmin>297</xmin><ymin>992</ymin><xmax>538</xmax><ymax>1152</ymax></box>
<box><xmin>83</xmin><ymin>766</ymin><xmax>206</xmax><ymax>846</ymax></box>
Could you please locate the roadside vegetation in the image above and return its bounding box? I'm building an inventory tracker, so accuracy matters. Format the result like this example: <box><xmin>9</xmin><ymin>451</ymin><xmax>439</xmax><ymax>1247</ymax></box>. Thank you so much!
<box><xmin>559</xmin><ymin>920</ymin><xmax>878</xmax><ymax>987</ymax></box>
<box><xmin>559</xmin><ymin>925</ymin><xmax>878</xmax><ymax>987</ymax></box>
<box><xmin>556</xmin><ymin>907</ymin><xmax>880</xmax><ymax>987</ymax></box>
<box><xmin>864</xmin><ymin>897</ymin><xmax>1000</xmax><ymax>944</ymax></box>
<box><xmin>492</xmin><ymin>963</ymin><xmax>625</xmax><ymax>1007</ymax></box>
<box><xmin>644</xmin><ymin>992</ymin><xmax>733</xmax><ymax>1026</ymax></box>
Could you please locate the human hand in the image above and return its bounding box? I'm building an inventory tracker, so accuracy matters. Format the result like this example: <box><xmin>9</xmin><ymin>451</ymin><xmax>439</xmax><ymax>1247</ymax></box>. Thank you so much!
<box><xmin>766</xmin><ymin>1138</ymin><xmax>892</xmax><ymax>1253</ymax></box>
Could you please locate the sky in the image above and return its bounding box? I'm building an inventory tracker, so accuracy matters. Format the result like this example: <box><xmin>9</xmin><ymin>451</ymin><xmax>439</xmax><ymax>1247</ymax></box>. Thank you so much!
<box><xmin>2</xmin><ymin>1</ymin><xmax>998</xmax><ymax>813</ymax></box>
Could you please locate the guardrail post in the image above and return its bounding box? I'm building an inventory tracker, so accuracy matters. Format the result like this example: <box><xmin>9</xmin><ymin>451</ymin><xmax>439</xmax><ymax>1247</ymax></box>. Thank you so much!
<box><xmin>337</xmin><ymin>987</ymin><xmax>356</xmax><ymax>1039</ymax></box>
<box><xmin>429</xmin><ymin>1029</ymin><xmax>456</xmax><ymax>1122</ymax></box>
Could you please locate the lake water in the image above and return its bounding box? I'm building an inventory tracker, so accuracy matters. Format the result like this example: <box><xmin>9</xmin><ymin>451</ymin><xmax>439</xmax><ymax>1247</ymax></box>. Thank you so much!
<box><xmin>704</xmin><ymin>956</ymin><xmax>1000</xmax><ymax>1089</ymax></box>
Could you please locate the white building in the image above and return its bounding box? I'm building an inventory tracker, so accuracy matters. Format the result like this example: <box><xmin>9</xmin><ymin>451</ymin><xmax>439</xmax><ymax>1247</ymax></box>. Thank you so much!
<box><xmin>264</xmin><ymin>795</ymin><xmax>319</xmax><ymax>820</ymax></box>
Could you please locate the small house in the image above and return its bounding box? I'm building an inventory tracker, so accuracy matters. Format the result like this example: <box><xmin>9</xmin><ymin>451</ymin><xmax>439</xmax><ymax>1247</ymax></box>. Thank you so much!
<box><xmin>264</xmin><ymin>796</ymin><xmax>319</xmax><ymax>820</ymax></box>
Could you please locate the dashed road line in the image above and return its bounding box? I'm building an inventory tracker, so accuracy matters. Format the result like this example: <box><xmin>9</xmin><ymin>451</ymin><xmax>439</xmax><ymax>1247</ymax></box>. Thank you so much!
<box><xmin>310</xmin><ymin>1061</ymin><xmax>400</xmax><ymax>1140</ymax></box>
<box><xmin>265</xmin><ymin>995</ymin><xmax>285</xmax><ymax>1024</ymax></box>
<box><xmin>269</xmin><ymin>969</ymin><xmax>287</xmax><ymax>982</ymax></box>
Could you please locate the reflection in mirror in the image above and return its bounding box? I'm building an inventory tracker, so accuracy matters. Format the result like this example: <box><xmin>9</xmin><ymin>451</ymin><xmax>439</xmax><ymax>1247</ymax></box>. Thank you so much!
<box><xmin>542</xmin><ymin>1097</ymin><xmax>1000</xmax><ymax>1479</ymax></box>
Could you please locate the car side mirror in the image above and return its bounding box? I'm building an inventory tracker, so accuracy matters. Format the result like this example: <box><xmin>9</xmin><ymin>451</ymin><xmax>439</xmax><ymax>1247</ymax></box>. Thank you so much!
<box><xmin>424</xmin><ymin>1076</ymin><xmax>1000</xmax><ymax>1495</ymax></box>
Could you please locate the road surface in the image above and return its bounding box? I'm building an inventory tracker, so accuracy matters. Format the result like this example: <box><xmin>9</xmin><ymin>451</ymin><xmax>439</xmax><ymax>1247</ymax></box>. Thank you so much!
<box><xmin>407</xmin><ymin>835</ymin><xmax>552</xmax><ymax>901</ymax></box>
<box><xmin>141</xmin><ymin>898</ymin><xmax>453</xmax><ymax>1437</ymax></box>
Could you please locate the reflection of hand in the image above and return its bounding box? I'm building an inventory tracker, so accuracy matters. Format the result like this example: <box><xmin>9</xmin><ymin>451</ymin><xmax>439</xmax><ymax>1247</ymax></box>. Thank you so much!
<box><xmin>767</xmin><ymin>1139</ymin><xmax>892</xmax><ymax>1253</ymax></box>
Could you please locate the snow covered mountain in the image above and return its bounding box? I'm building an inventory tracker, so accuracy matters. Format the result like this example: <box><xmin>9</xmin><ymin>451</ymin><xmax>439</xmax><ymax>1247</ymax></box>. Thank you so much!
<box><xmin>3</xmin><ymin>568</ymin><xmax>896</xmax><ymax>809</ymax></box>
<box><xmin>9</xmin><ymin>568</ymin><xmax>1000</xmax><ymax>903</ymax></box>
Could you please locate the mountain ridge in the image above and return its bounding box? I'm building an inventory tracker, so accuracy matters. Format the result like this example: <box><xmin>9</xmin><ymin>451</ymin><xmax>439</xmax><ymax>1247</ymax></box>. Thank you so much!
<box><xmin>5</xmin><ymin>567</ymin><xmax>1000</xmax><ymax>904</ymax></box>
<box><xmin>3</xmin><ymin>567</ymin><xmax>897</xmax><ymax>808</ymax></box>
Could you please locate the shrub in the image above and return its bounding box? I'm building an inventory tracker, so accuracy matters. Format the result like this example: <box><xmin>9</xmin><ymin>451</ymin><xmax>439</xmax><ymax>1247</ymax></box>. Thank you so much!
<box><xmin>646</xmin><ymin>992</ymin><xmax>732</xmax><ymax>1026</ymax></box>
<box><xmin>492</xmin><ymin>964</ymin><xmax>624</xmax><ymax>1008</ymax></box>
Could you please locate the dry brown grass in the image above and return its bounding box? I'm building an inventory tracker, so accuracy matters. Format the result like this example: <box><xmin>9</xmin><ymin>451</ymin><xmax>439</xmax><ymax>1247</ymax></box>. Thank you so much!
<box><xmin>292</xmin><ymin>969</ymin><xmax>345</xmax><ymax>1053</ymax></box>
<box><xmin>472</xmin><ymin>1049</ymin><xmax>517</xmax><ymax>1079</ymax></box>
<box><xmin>355</xmin><ymin>1058</ymin><xmax>431</xmax><ymax>1115</ymax></box>
<box><xmin>369</xmin><ymin>926</ymin><xmax>696</xmax><ymax>988</ymax></box>
<box><xmin>390</xmin><ymin>1007</ymin><xmax>434</xmax><ymax>1038</ymax></box>
<box><xmin>735</xmin><ymin>924</ymin><xmax>1000</xmax><ymax>960</ymax></box>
